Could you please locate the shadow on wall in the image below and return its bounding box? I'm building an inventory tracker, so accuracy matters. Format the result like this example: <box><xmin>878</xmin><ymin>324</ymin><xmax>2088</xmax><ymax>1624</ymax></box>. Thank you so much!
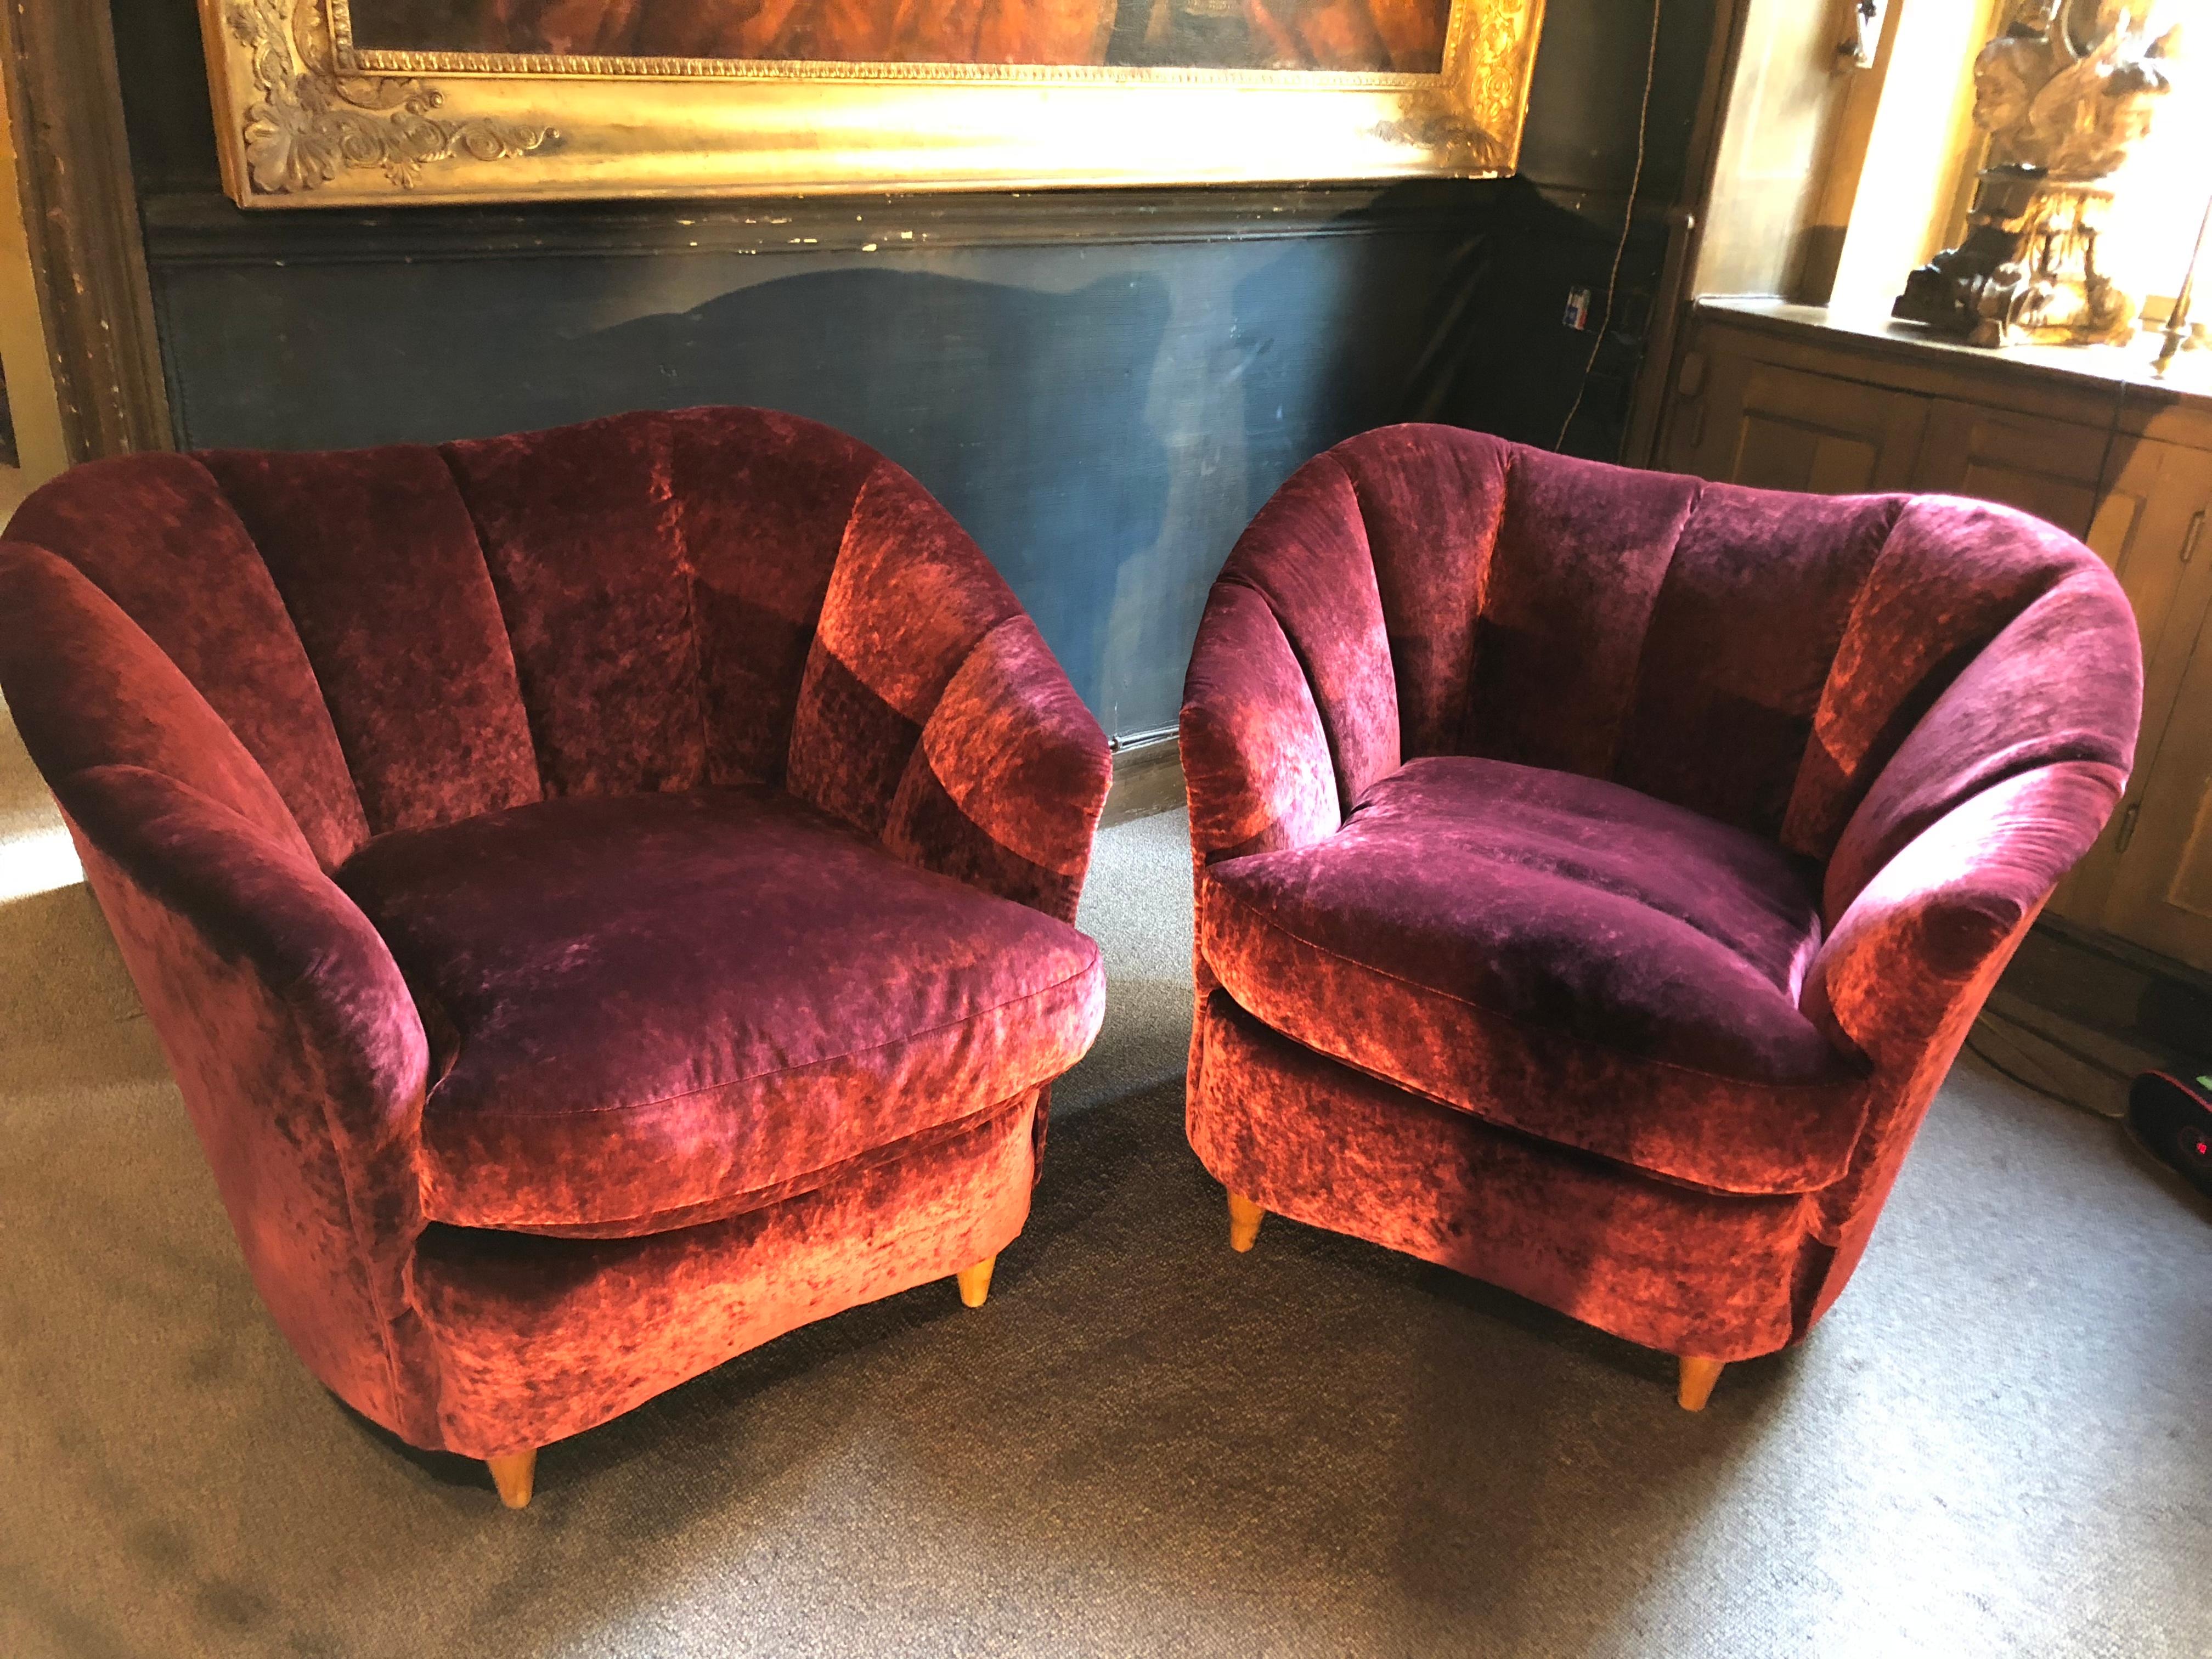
<box><xmin>144</xmin><ymin>185</ymin><xmax>1650</xmax><ymax>733</ymax></box>
<box><xmin>569</xmin><ymin>252</ymin><xmax>1458</xmax><ymax>732</ymax></box>
<box><xmin>159</xmin><ymin>248</ymin><xmax>1463</xmax><ymax>731</ymax></box>
<box><xmin>1384</xmin><ymin>177</ymin><xmax>1669</xmax><ymax>461</ymax></box>
<box><xmin>575</xmin><ymin>266</ymin><xmax>1173</xmax><ymax>734</ymax></box>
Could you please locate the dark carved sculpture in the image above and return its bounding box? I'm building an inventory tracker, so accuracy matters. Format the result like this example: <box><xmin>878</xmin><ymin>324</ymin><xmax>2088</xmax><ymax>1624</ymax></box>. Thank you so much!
<box><xmin>1894</xmin><ymin>0</ymin><xmax>2180</xmax><ymax>348</ymax></box>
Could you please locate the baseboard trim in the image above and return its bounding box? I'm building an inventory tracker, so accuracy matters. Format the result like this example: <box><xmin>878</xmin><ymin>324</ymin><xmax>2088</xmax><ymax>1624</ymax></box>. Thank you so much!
<box><xmin>1102</xmin><ymin>731</ymin><xmax>1184</xmax><ymax>828</ymax></box>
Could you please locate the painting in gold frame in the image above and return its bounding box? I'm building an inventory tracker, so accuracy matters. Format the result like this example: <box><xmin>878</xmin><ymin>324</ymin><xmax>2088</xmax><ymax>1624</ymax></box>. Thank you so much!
<box><xmin>201</xmin><ymin>0</ymin><xmax>1546</xmax><ymax>207</ymax></box>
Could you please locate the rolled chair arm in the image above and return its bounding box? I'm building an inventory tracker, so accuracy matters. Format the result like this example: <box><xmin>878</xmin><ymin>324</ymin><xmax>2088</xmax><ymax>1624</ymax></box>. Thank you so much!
<box><xmin>0</xmin><ymin>537</ymin><xmax>427</xmax><ymax>1158</ymax></box>
<box><xmin>1801</xmin><ymin>760</ymin><xmax>2125</xmax><ymax>1251</ymax></box>
<box><xmin>1180</xmin><ymin>578</ymin><xmax>1342</xmax><ymax>867</ymax></box>
<box><xmin>64</xmin><ymin>763</ymin><xmax>429</xmax><ymax>1122</ymax></box>
<box><xmin>59</xmin><ymin>762</ymin><xmax>438</xmax><ymax>1439</ymax></box>
<box><xmin>887</xmin><ymin>612</ymin><xmax>1111</xmax><ymax>927</ymax></box>
<box><xmin>1</xmin><ymin>541</ymin><xmax>437</xmax><ymax>1438</ymax></box>
<box><xmin>787</xmin><ymin>464</ymin><xmax>1110</xmax><ymax>924</ymax></box>
<box><xmin>1797</xmin><ymin>543</ymin><xmax>2138</xmax><ymax>1255</ymax></box>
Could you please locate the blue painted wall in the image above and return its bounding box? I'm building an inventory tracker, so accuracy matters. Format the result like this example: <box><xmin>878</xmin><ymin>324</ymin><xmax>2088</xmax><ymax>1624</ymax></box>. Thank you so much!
<box><xmin>115</xmin><ymin>0</ymin><xmax>1714</xmax><ymax>742</ymax></box>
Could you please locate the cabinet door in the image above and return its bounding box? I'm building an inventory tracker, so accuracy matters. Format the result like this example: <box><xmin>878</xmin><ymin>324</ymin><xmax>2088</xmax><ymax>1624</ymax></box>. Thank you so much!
<box><xmin>2098</xmin><ymin>595</ymin><xmax>2212</xmax><ymax>972</ymax></box>
<box><xmin>2048</xmin><ymin>437</ymin><xmax>2212</xmax><ymax>930</ymax></box>
<box><xmin>1663</xmin><ymin>349</ymin><xmax>1927</xmax><ymax>493</ymax></box>
<box><xmin>1910</xmin><ymin>399</ymin><xmax>2109</xmax><ymax>537</ymax></box>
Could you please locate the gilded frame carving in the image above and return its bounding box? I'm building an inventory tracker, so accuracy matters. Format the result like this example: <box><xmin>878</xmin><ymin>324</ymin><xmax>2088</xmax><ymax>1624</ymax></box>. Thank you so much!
<box><xmin>199</xmin><ymin>0</ymin><xmax>1547</xmax><ymax>207</ymax></box>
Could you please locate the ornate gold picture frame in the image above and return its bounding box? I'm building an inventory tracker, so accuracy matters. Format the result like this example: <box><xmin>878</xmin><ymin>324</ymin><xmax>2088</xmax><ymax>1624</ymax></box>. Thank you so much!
<box><xmin>200</xmin><ymin>0</ymin><xmax>1545</xmax><ymax>207</ymax></box>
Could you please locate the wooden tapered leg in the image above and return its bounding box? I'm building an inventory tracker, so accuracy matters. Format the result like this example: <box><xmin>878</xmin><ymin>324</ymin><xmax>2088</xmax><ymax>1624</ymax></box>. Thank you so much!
<box><xmin>1227</xmin><ymin>1190</ymin><xmax>1265</xmax><ymax>1253</ymax></box>
<box><xmin>956</xmin><ymin>1255</ymin><xmax>996</xmax><ymax>1308</ymax></box>
<box><xmin>1677</xmin><ymin>1356</ymin><xmax>1725</xmax><ymax>1412</ymax></box>
<box><xmin>486</xmin><ymin>1450</ymin><xmax>537</xmax><ymax>1509</ymax></box>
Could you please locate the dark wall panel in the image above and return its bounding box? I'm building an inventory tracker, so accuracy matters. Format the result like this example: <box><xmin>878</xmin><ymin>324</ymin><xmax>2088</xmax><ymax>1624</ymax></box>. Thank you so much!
<box><xmin>114</xmin><ymin>0</ymin><xmax>1715</xmax><ymax>743</ymax></box>
<box><xmin>149</xmin><ymin>217</ymin><xmax>1463</xmax><ymax>736</ymax></box>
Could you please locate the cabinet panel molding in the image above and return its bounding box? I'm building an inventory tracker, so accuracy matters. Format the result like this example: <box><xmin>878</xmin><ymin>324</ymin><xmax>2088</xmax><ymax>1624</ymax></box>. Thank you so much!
<box><xmin>2103</xmin><ymin>622</ymin><xmax>2212</xmax><ymax>970</ymax></box>
<box><xmin>1910</xmin><ymin>399</ymin><xmax>2108</xmax><ymax>538</ymax></box>
<box><xmin>2049</xmin><ymin>438</ymin><xmax>2212</xmax><ymax>929</ymax></box>
<box><xmin>1663</xmin><ymin>354</ymin><xmax>1926</xmax><ymax>493</ymax></box>
<box><xmin>1663</xmin><ymin>304</ymin><xmax>2212</xmax><ymax>972</ymax></box>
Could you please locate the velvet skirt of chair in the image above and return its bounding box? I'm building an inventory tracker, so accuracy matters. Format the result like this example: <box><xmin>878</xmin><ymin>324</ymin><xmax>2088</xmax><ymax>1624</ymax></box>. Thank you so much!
<box><xmin>409</xmin><ymin>1086</ymin><xmax>1042</xmax><ymax>1458</ymax></box>
<box><xmin>1188</xmin><ymin>994</ymin><xmax>1828</xmax><ymax>1363</ymax></box>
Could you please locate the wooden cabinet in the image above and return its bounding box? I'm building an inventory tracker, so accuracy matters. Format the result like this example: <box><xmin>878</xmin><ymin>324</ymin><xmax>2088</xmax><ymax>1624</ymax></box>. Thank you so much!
<box><xmin>1667</xmin><ymin>354</ymin><xmax>1927</xmax><ymax>493</ymax></box>
<box><xmin>2051</xmin><ymin>437</ymin><xmax>2212</xmax><ymax>935</ymax></box>
<box><xmin>1911</xmin><ymin>399</ymin><xmax>2108</xmax><ymax>539</ymax></box>
<box><xmin>1661</xmin><ymin>301</ymin><xmax>2212</xmax><ymax>973</ymax></box>
<box><xmin>2102</xmin><ymin>630</ymin><xmax>2212</xmax><ymax>964</ymax></box>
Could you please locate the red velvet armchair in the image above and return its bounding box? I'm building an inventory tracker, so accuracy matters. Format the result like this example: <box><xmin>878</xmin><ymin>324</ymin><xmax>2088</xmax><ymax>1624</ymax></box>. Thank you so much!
<box><xmin>0</xmin><ymin>407</ymin><xmax>1110</xmax><ymax>1504</ymax></box>
<box><xmin>1180</xmin><ymin>425</ymin><xmax>2142</xmax><ymax>1408</ymax></box>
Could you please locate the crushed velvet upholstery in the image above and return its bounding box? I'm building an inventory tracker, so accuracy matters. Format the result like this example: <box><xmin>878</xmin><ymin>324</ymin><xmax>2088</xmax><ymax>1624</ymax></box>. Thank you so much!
<box><xmin>1199</xmin><ymin>758</ymin><xmax>1866</xmax><ymax>1195</ymax></box>
<box><xmin>1183</xmin><ymin>425</ymin><xmax>2141</xmax><ymax>1365</ymax></box>
<box><xmin>413</xmin><ymin>1093</ymin><xmax>1040</xmax><ymax>1455</ymax></box>
<box><xmin>339</xmin><ymin>787</ymin><xmax>1102</xmax><ymax>1237</ymax></box>
<box><xmin>0</xmin><ymin>407</ymin><xmax>1110</xmax><ymax>1465</ymax></box>
<box><xmin>7</xmin><ymin>455</ymin><xmax>372</xmax><ymax>866</ymax></box>
<box><xmin>1190</xmin><ymin>997</ymin><xmax>1817</xmax><ymax>1359</ymax></box>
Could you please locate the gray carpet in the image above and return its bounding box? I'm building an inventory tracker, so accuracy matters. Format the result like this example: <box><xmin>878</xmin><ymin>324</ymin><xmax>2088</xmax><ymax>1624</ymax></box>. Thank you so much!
<box><xmin>1</xmin><ymin>709</ymin><xmax>2207</xmax><ymax>1659</ymax></box>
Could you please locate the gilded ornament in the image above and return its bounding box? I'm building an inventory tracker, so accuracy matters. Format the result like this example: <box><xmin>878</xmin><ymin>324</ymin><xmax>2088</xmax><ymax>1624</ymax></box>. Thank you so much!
<box><xmin>195</xmin><ymin>0</ymin><xmax>1546</xmax><ymax>206</ymax></box>
<box><xmin>1895</xmin><ymin>0</ymin><xmax>2182</xmax><ymax>348</ymax></box>
<box><xmin>224</xmin><ymin>0</ymin><xmax>553</xmax><ymax>195</ymax></box>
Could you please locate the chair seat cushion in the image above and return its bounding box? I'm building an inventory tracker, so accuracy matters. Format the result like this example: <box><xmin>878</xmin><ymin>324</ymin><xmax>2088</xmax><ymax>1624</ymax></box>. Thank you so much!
<box><xmin>338</xmin><ymin>786</ymin><xmax>1104</xmax><ymax>1236</ymax></box>
<box><xmin>1197</xmin><ymin>757</ymin><xmax>1869</xmax><ymax>1195</ymax></box>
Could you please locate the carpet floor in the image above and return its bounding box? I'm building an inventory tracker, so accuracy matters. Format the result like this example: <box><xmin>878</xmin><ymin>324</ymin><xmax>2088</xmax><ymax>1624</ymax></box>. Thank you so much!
<box><xmin>1</xmin><ymin>710</ymin><xmax>2206</xmax><ymax>1658</ymax></box>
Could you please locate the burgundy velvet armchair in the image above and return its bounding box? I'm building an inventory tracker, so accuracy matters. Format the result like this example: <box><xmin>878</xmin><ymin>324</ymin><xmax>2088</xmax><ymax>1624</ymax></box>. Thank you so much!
<box><xmin>1181</xmin><ymin>425</ymin><xmax>2141</xmax><ymax>1409</ymax></box>
<box><xmin>0</xmin><ymin>407</ymin><xmax>1111</xmax><ymax>1505</ymax></box>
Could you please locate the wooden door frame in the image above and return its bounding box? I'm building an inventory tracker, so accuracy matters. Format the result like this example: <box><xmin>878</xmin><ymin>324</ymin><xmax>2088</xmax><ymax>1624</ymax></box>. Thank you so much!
<box><xmin>0</xmin><ymin>0</ymin><xmax>170</xmax><ymax>462</ymax></box>
<box><xmin>1624</xmin><ymin>0</ymin><xmax>1903</xmax><ymax>470</ymax></box>
<box><xmin>1620</xmin><ymin>0</ymin><xmax>1750</xmax><ymax>468</ymax></box>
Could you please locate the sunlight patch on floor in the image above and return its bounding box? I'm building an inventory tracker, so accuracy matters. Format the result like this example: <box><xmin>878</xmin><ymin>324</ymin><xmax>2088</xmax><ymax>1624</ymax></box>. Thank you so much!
<box><xmin>0</xmin><ymin>819</ymin><xmax>80</xmax><ymax>902</ymax></box>
<box><xmin>2</xmin><ymin>694</ymin><xmax>78</xmax><ymax>901</ymax></box>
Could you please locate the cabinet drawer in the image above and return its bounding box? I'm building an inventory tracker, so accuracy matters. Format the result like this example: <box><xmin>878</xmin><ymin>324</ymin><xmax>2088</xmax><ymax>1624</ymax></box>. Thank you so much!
<box><xmin>1911</xmin><ymin>400</ymin><xmax>2108</xmax><ymax>537</ymax></box>
<box><xmin>1664</xmin><ymin>353</ymin><xmax>1927</xmax><ymax>493</ymax></box>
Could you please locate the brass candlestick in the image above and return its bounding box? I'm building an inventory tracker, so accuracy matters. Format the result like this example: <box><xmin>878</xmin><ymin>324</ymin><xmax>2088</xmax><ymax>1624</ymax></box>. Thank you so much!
<box><xmin>2154</xmin><ymin>188</ymin><xmax>2212</xmax><ymax>378</ymax></box>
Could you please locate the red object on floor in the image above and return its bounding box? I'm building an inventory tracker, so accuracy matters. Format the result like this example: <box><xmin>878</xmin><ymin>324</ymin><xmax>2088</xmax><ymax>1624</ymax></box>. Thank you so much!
<box><xmin>2128</xmin><ymin>1070</ymin><xmax>2212</xmax><ymax>1200</ymax></box>
<box><xmin>1181</xmin><ymin>424</ymin><xmax>2143</xmax><ymax>1365</ymax></box>
<box><xmin>0</xmin><ymin>407</ymin><xmax>1111</xmax><ymax>1464</ymax></box>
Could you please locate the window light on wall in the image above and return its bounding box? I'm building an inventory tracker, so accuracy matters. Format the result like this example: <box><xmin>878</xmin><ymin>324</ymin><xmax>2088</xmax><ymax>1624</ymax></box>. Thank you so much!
<box><xmin>1828</xmin><ymin>0</ymin><xmax>2208</xmax><ymax>349</ymax></box>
